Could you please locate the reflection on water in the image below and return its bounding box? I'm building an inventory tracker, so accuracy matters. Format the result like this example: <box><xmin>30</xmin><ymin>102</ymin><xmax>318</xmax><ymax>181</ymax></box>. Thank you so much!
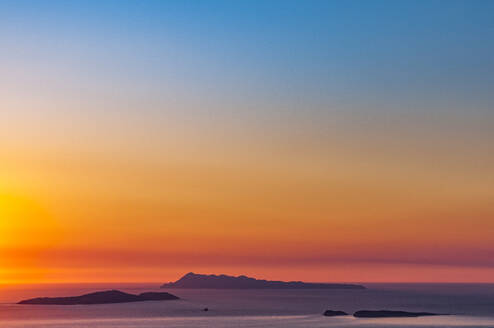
<box><xmin>1</xmin><ymin>283</ymin><xmax>494</xmax><ymax>327</ymax></box>
<box><xmin>4</xmin><ymin>315</ymin><xmax>494</xmax><ymax>328</ymax></box>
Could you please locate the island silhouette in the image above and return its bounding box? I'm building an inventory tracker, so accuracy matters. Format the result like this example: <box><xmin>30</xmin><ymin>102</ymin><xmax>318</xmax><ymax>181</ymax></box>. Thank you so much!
<box><xmin>161</xmin><ymin>272</ymin><xmax>366</xmax><ymax>289</ymax></box>
<box><xmin>18</xmin><ymin>290</ymin><xmax>179</xmax><ymax>305</ymax></box>
<box><xmin>353</xmin><ymin>310</ymin><xmax>442</xmax><ymax>318</ymax></box>
<box><xmin>322</xmin><ymin>310</ymin><xmax>443</xmax><ymax>318</ymax></box>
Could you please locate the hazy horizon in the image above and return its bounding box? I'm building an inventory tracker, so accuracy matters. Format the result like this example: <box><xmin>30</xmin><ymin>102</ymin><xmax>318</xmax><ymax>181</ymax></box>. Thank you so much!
<box><xmin>1</xmin><ymin>0</ymin><xmax>494</xmax><ymax>285</ymax></box>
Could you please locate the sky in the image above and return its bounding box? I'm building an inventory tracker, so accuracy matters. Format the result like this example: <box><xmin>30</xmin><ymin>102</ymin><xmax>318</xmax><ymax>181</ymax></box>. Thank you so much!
<box><xmin>1</xmin><ymin>0</ymin><xmax>494</xmax><ymax>284</ymax></box>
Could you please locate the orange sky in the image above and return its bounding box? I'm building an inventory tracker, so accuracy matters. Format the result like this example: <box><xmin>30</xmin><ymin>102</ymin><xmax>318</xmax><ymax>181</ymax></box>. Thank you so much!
<box><xmin>1</xmin><ymin>112</ymin><xmax>493</xmax><ymax>284</ymax></box>
<box><xmin>1</xmin><ymin>1</ymin><xmax>494</xmax><ymax>284</ymax></box>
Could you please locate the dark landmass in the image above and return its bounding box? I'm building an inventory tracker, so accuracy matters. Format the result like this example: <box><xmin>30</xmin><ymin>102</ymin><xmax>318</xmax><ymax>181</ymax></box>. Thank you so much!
<box><xmin>323</xmin><ymin>310</ymin><xmax>348</xmax><ymax>316</ymax></box>
<box><xmin>18</xmin><ymin>290</ymin><xmax>180</xmax><ymax>305</ymax></box>
<box><xmin>353</xmin><ymin>310</ymin><xmax>441</xmax><ymax>318</ymax></box>
<box><xmin>161</xmin><ymin>272</ymin><xmax>366</xmax><ymax>290</ymax></box>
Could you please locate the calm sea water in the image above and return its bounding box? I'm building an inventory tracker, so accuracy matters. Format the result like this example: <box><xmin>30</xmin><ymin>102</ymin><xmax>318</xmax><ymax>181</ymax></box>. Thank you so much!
<box><xmin>1</xmin><ymin>283</ymin><xmax>494</xmax><ymax>327</ymax></box>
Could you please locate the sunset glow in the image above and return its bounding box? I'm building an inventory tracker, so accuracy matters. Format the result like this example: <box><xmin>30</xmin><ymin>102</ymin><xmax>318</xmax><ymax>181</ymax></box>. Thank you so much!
<box><xmin>1</xmin><ymin>0</ymin><xmax>493</xmax><ymax>284</ymax></box>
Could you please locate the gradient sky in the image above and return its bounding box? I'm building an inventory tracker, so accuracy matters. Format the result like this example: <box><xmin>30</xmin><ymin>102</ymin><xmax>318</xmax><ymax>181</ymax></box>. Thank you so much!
<box><xmin>1</xmin><ymin>0</ymin><xmax>494</xmax><ymax>284</ymax></box>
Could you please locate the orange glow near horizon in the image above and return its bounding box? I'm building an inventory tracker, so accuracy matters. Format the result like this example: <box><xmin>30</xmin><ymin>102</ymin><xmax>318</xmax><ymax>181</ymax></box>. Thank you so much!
<box><xmin>1</xmin><ymin>1</ymin><xmax>494</xmax><ymax>285</ymax></box>
<box><xmin>1</xmin><ymin>120</ymin><xmax>494</xmax><ymax>284</ymax></box>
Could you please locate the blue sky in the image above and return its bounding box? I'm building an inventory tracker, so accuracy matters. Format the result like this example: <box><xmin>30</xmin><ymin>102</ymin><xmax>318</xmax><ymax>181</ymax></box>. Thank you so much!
<box><xmin>1</xmin><ymin>0</ymin><xmax>494</xmax><ymax>283</ymax></box>
<box><xmin>2</xmin><ymin>0</ymin><xmax>493</xmax><ymax>119</ymax></box>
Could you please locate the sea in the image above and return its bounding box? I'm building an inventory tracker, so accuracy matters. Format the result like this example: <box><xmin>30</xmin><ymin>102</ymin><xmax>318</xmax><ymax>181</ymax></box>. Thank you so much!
<box><xmin>1</xmin><ymin>283</ymin><xmax>494</xmax><ymax>327</ymax></box>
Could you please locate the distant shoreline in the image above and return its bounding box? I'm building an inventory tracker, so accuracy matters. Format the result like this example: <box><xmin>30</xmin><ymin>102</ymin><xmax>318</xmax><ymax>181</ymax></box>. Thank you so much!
<box><xmin>161</xmin><ymin>272</ymin><xmax>366</xmax><ymax>290</ymax></box>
